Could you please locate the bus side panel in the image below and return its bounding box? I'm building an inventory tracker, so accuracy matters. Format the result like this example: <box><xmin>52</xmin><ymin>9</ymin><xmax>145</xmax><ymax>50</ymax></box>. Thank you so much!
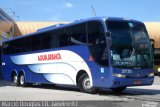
<box><xmin>2</xmin><ymin>55</ymin><xmax>50</xmax><ymax>84</ymax></box>
<box><xmin>88</xmin><ymin>62</ymin><xmax>113</xmax><ymax>88</ymax></box>
<box><xmin>2</xmin><ymin>55</ymin><xmax>13</xmax><ymax>81</ymax></box>
<box><xmin>2</xmin><ymin>45</ymin><xmax>113</xmax><ymax>87</ymax></box>
<box><xmin>26</xmin><ymin>70</ymin><xmax>50</xmax><ymax>84</ymax></box>
<box><xmin>66</xmin><ymin>45</ymin><xmax>113</xmax><ymax>88</ymax></box>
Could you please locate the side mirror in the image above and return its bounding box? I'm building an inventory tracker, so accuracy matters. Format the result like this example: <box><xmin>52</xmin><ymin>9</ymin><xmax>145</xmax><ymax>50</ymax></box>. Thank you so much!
<box><xmin>105</xmin><ymin>32</ymin><xmax>112</xmax><ymax>47</ymax></box>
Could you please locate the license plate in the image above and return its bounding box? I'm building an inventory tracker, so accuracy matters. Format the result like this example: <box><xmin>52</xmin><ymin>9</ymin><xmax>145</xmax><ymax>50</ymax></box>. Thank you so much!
<box><xmin>134</xmin><ymin>80</ymin><xmax>141</xmax><ymax>85</ymax></box>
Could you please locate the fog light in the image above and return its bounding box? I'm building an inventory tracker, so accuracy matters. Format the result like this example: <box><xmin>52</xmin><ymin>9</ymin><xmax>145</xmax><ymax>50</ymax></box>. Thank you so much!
<box><xmin>112</xmin><ymin>73</ymin><xmax>126</xmax><ymax>78</ymax></box>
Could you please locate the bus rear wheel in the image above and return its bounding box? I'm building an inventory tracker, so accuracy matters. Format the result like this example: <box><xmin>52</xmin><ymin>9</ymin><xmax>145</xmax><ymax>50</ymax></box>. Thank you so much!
<box><xmin>78</xmin><ymin>73</ymin><xmax>96</xmax><ymax>94</ymax></box>
<box><xmin>12</xmin><ymin>74</ymin><xmax>19</xmax><ymax>86</ymax></box>
<box><xmin>111</xmin><ymin>87</ymin><xmax>126</xmax><ymax>93</ymax></box>
<box><xmin>19</xmin><ymin>74</ymin><xmax>27</xmax><ymax>87</ymax></box>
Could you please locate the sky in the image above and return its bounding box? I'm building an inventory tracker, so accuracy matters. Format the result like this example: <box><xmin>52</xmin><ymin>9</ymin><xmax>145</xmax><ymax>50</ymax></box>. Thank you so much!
<box><xmin>0</xmin><ymin>0</ymin><xmax>160</xmax><ymax>22</ymax></box>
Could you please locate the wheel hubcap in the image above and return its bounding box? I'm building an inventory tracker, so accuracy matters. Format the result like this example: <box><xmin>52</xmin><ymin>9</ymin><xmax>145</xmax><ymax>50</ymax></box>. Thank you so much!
<box><xmin>13</xmin><ymin>76</ymin><xmax>17</xmax><ymax>84</ymax></box>
<box><xmin>83</xmin><ymin>77</ymin><xmax>92</xmax><ymax>90</ymax></box>
<box><xmin>20</xmin><ymin>75</ymin><xmax>24</xmax><ymax>85</ymax></box>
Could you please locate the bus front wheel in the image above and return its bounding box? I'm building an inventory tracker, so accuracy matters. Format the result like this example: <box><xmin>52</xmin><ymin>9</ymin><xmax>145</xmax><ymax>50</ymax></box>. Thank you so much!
<box><xmin>78</xmin><ymin>73</ymin><xmax>96</xmax><ymax>94</ymax></box>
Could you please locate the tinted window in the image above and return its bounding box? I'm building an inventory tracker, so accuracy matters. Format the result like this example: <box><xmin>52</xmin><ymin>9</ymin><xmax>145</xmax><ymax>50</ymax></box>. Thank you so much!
<box><xmin>30</xmin><ymin>35</ymin><xmax>41</xmax><ymax>51</ymax></box>
<box><xmin>87</xmin><ymin>21</ymin><xmax>104</xmax><ymax>45</ymax></box>
<box><xmin>106</xmin><ymin>21</ymin><xmax>152</xmax><ymax>68</ymax></box>
<box><xmin>41</xmin><ymin>32</ymin><xmax>52</xmax><ymax>50</ymax></box>
<box><xmin>12</xmin><ymin>40</ymin><xmax>22</xmax><ymax>53</ymax></box>
<box><xmin>58</xmin><ymin>28</ymin><xmax>69</xmax><ymax>47</ymax></box>
<box><xmin>107</xmin><ymin>21</ymin><xmax>130</xmax><ymax>30</ymax></box>
<box><xmin>3</xmin><ymin>22</ymin><xmax>88</xmax><ymax>55</ymax></box>
<box><xmin>3</xmin><ymin>38</ymin><xmax>27</xmax><ymax>54</ymax></box>
<box><xmin>87</xmin><ymin>21</ymin><xmax>108</xmax><ymax>66</ymax></box>
<box><xmin>70</xmin><ymin>23</ymin><xmax>87</xmax><ymax>45</ymax></box>
<box><xmin>90</xmin><ymin>36</ymin><xmax>108</xmax><ymax>66</ymax></box>
<box><xmin>3</xmin><ymin>41</ymin><xmax>13</xmax><ymax>54</ymax></box>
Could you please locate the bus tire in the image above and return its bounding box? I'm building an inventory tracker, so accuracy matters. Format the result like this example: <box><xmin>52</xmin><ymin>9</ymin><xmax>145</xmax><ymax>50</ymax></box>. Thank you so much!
<box><xmin>12</xmin><ymin>74</ymin><xmax>19</xmax><ymax>86</ymax></box>
<box><xmin>111</xmin><ymin>87</ymin><xmax>126</xmax><ymax>93</ymax></box>
<box><xmin>78</xmin><ymin>73</ymin><xmax>96</xmax><ymax>94</ymax></box>
<box><xmin>19</xmin><ymin>74</ymin><xmax>27</xmax><ymax>87</ymax></box>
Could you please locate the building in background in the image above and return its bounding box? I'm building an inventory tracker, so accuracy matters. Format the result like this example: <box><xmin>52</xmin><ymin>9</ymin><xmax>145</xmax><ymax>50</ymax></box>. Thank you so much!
<box><xmin>14</xmin><ymin>21</ymin><xmax>68</xmax><ymax>36</ymax></box>
<box><xmin>0</xmin><ymin>8</ymin><xmax>15</xmax><ymax>45</ymax></box>
<box><xmin>145</xmin><ymin>22</ymin><xmax>160</xmax><ymax>74</ymax></box>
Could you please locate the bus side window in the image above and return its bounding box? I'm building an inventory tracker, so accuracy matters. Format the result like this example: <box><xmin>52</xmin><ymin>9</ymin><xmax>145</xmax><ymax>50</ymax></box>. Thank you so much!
<box><xmin>3</xmin><ymin>42</ymin><xmax>11</xmax><ymax>54</ymax></box>
<box><xmin>21</xmin><ymin>38</ymin><xmax>30</xmax><ymax>53</ymax></box>
<box><xmin>30</xmin><ymin>35</ymin><xmax>41</xmax><ymax>51</ymax></box>
<box><xmin>12</xmin><ymin>39</ymin><xmax>23</xmax><ymax>54</ymax></box>
<box><xmin>58</xmin><ymin>28</ymin><xmax>69</xmax><ymax>47</ymax></box>
<box><xmin>41</xmin><ymin>32</ymin><xmax>53</xmax><ymax>50</ymax></box>
<box><xmin>87</xmin><ymin>21</ymin><xmax>104</xmax><ymax>45</ymax></box>
<box><xmin>70</xmin><ymin>23</ymin><xmax>87</xmax><ymax>45</ymax></box>
<box><xmin>59</xmin><ymin>34</ymin><xmax>68</xmax><ymax>47</ymax></box>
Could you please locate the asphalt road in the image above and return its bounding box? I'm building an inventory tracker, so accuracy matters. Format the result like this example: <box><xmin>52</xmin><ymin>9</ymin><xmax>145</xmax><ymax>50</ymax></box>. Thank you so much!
<box><xmin>0</xmin><ymin>76</ymin><xmax>160</xmax><ymax>107</ymax></box>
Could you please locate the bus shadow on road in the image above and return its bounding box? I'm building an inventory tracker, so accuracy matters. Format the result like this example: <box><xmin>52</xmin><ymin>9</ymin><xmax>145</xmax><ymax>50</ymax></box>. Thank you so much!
<box><xmin>27</xmin><ymin>84</ymin><xmax>160</xmax><ymax>96</ymax></box>
<box><xmin>96</xmin><ymin>87</ymin><xmax>160</xmax><ymax>96</ymax></box>
<box><xmin>30</xmin><ymin>83</ymin><xmax>80</xmax><ymax>92</ymax></box>
<box><xmin>124</xmin><ymin>88</ymin><xmax>160</xmax><ymax>95</ymax></box>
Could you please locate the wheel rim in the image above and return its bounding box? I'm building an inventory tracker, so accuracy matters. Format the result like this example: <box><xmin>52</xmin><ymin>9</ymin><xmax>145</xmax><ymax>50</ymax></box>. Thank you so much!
<box><xmin>82</xmin><ymin>77</ymin><xmax>92</xmax><ymax>90</ymax></box>
<box><xmin>13</xmin><ymin>75</ymin><xmax>17</xmax><ymax>84</ymax></box>
<box><xmin>20</xmin><ymin>75</ymin><xmax>24</xmax><ymax>85</ymax></box>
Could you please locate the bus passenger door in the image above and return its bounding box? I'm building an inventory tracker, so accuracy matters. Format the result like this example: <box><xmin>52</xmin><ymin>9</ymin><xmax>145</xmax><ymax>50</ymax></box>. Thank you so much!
<box><xmin>89</xmin><ymin>36</ymin><xmax>108</xmax><ymax>66</ymax></box>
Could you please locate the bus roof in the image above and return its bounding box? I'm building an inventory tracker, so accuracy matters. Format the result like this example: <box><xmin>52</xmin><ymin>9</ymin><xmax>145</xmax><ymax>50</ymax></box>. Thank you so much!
<box><xmin>3</xmin><ymin>16</ymin><xmax>143</xmax><ymax>43</ymax></box>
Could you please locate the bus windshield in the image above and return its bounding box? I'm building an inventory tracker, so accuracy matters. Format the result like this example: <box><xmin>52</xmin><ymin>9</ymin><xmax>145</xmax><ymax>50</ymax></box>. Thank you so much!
<box><xmin>106</xmin><ymin>21</ymin><xmax>152</xmax><ymax>68</ymax></box>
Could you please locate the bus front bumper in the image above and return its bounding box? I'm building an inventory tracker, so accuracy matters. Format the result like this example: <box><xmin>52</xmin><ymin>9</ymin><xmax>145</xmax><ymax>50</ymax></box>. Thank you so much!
<box><xmin>110</xmin><ymin>77</ymin><xmax>154</xmax><ymax>88</ymax></box>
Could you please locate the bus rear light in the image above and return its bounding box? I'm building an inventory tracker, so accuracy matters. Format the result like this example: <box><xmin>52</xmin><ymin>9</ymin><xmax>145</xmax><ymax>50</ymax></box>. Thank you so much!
<box><xmin>112</xmin><ymin>73</ymin><xmax>126</xmax><ymax>78</ymax></box>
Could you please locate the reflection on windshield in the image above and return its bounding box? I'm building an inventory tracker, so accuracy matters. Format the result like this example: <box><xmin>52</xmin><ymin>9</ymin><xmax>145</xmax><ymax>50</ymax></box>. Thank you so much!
<box><xmin>106</xmin><ymin>21</ymin><xmax>152</xmax><ymax>68</ymax></box>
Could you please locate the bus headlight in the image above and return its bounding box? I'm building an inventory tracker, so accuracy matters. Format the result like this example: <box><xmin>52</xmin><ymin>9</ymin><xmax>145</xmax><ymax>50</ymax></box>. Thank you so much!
<box><xmin>112</xmin><ymin>73</ymin><xmax>126</xmax><ymax>78</ymax></box>
<box><xmin>148</xmin><ymin>73</ymin><xmax>154</xmax><ymax>77</ymax></box>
